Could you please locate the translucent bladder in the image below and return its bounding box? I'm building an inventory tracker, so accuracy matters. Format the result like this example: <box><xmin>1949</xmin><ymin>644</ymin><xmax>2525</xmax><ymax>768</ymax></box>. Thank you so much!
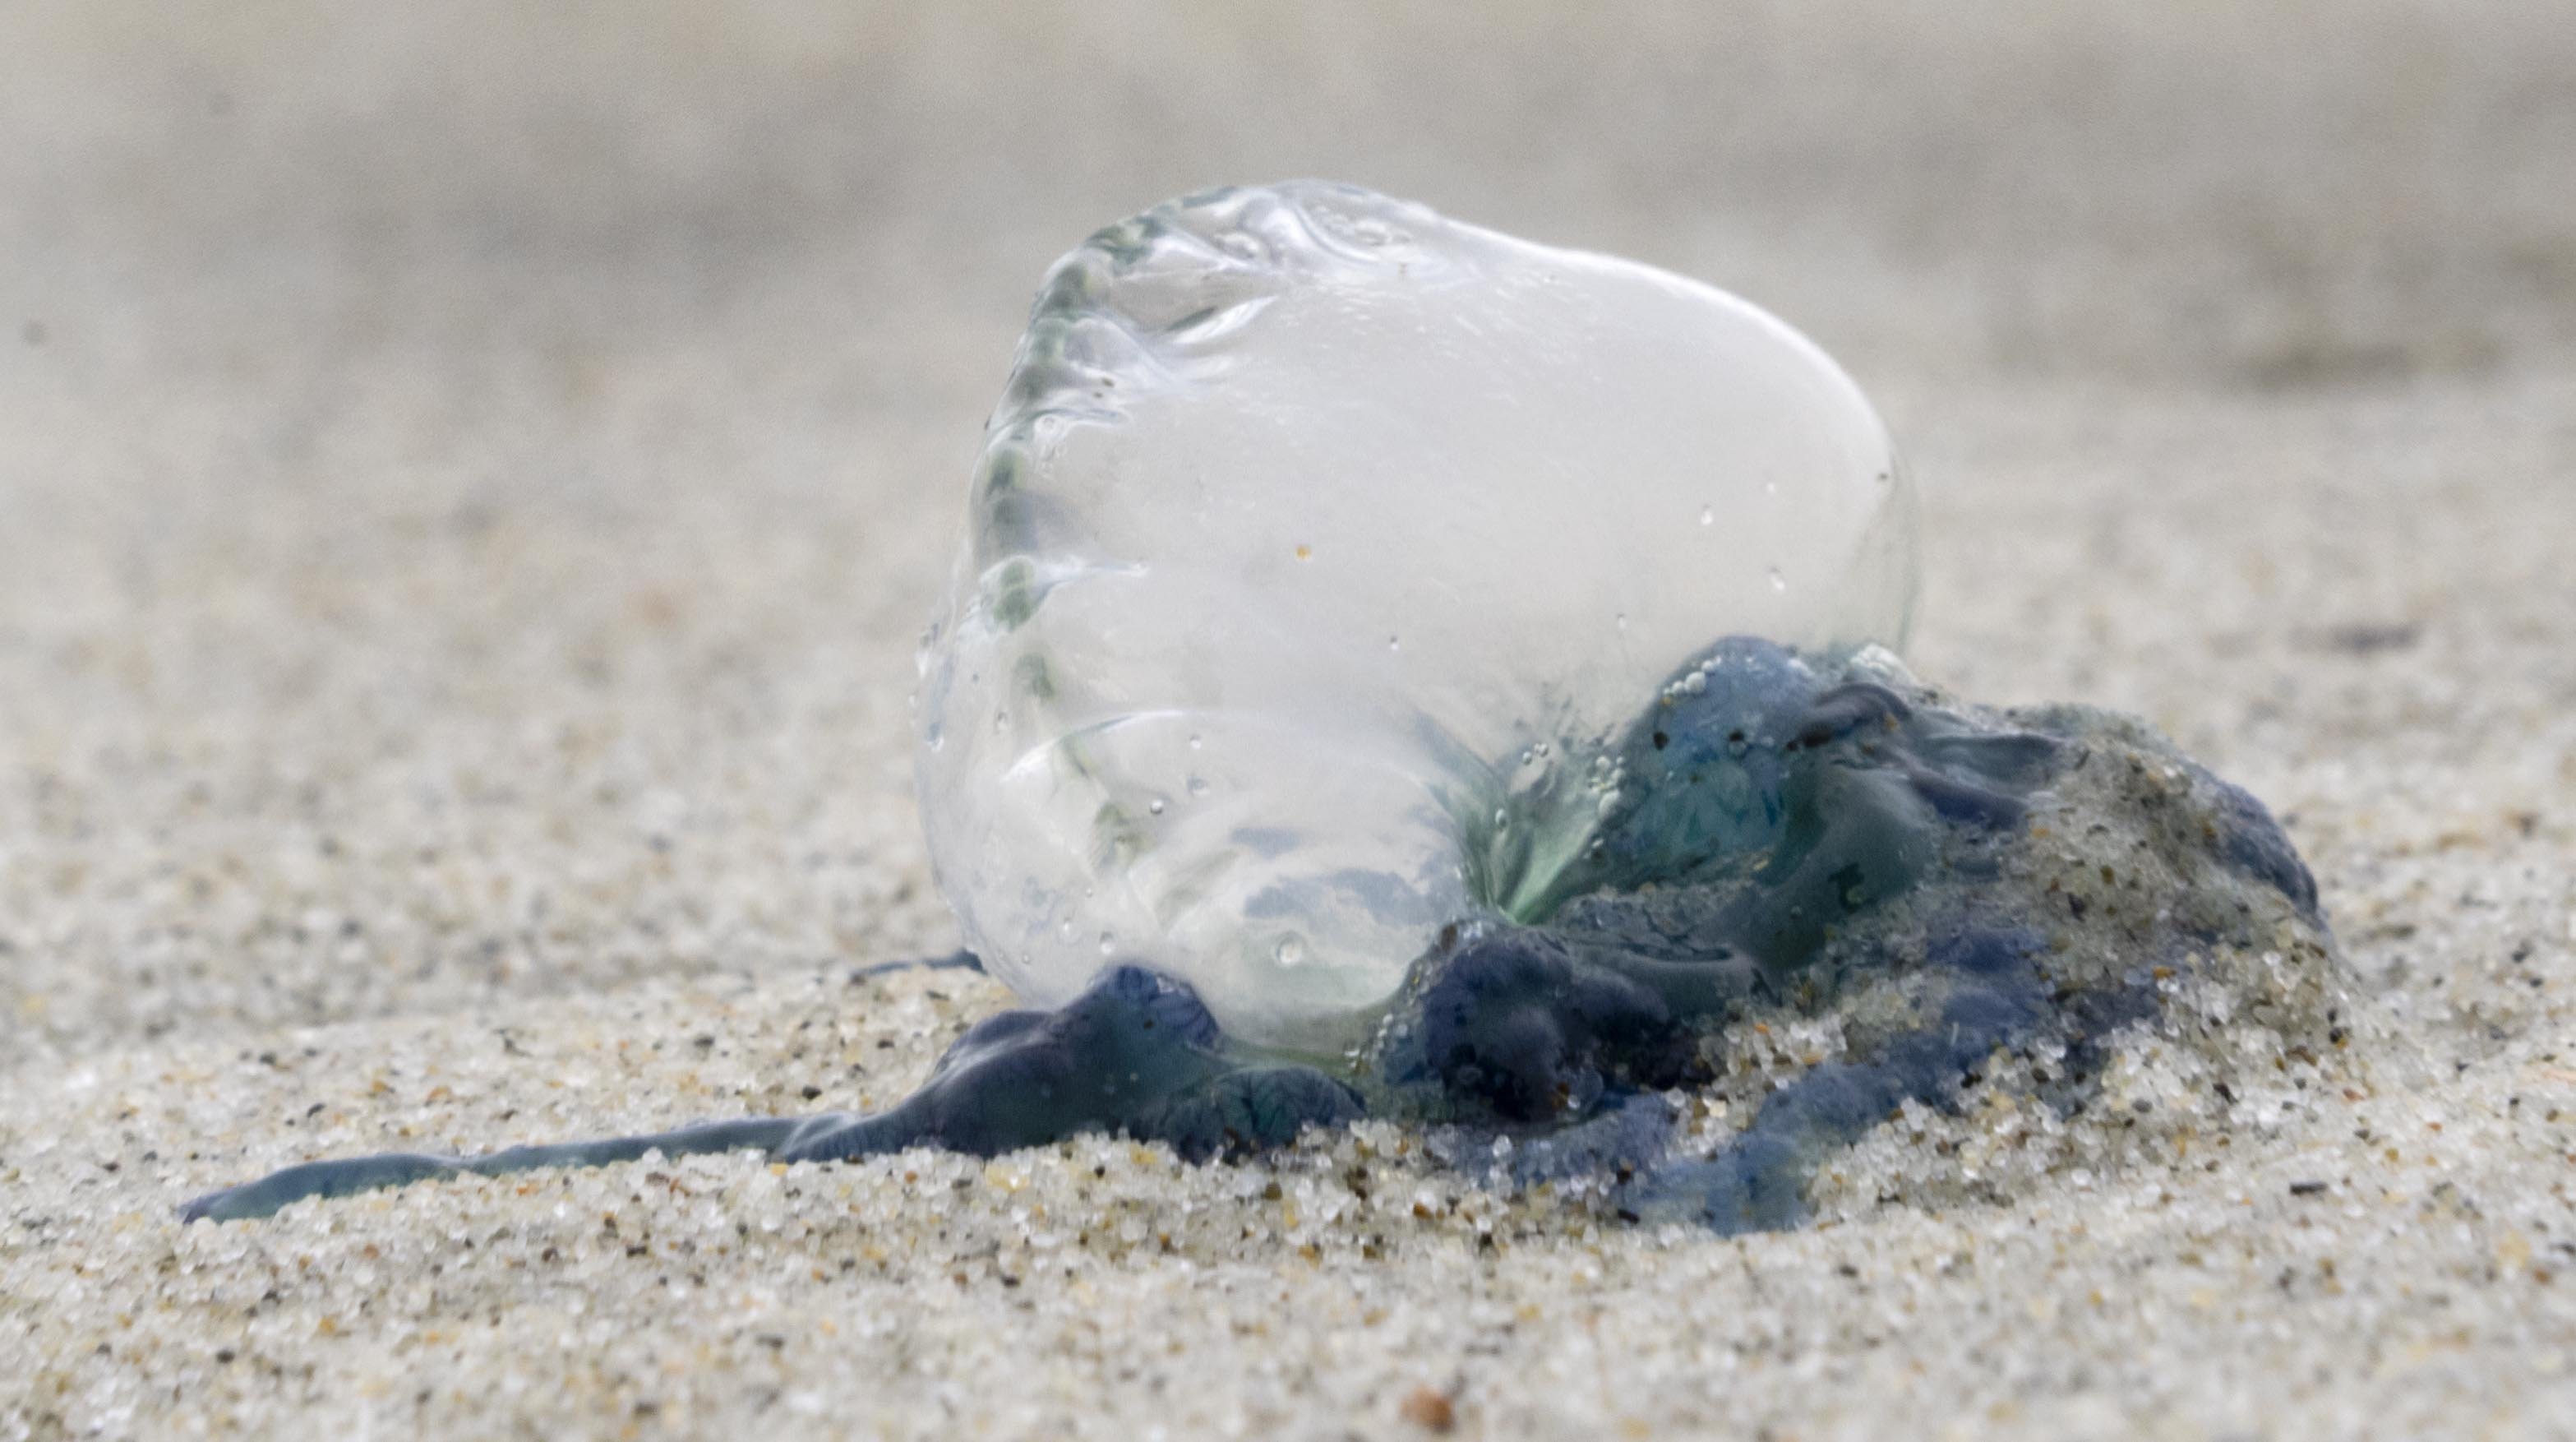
<box><xmin>914</xmin><ymin>182</ymin><xmax>1917</xmax><ymax>1044</ymax></box>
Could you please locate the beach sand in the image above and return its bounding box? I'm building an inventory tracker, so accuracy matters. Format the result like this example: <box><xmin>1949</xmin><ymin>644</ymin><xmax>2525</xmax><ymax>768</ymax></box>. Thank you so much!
<box><xmin>4</xmin><ymin>3</ymin><xmax>2574</xmax><ymax>1436</ymax></box>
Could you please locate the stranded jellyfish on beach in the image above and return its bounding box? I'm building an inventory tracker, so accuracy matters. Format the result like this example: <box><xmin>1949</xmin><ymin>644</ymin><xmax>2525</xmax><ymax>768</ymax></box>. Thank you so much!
<box><xmin>184</xmin><ymin>184</ymin><xmax>2344</xmax><ymax>1233</ymax></box>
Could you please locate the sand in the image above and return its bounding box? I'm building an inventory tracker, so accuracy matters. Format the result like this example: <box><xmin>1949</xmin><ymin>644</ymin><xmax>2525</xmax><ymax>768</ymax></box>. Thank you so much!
<box><xmin>4</xmin><ymin>2</ymin><xmax>2574</xmax><ymax>1437</ymax></box>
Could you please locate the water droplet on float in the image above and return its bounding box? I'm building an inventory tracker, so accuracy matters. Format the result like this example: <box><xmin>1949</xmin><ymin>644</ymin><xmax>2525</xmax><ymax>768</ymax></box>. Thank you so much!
<box><xmin>914</xmin><ymin>181</ymin><xmax>1918</xmax><ymax>1041</ymax></box>
<box><xmin>1274</xmin><ymin>936</ymin><xmax>1308</xmax><ymax>966</ymax></box>
<box><xmin>1147</xmin><ymin>797</ymin><xmax>1166</xmax><ymax>815</ymax></box>
<box><xmin>1097</xmin><ymin>931</ymin><xmax>1116</xmax><ymax>957</ymax></box>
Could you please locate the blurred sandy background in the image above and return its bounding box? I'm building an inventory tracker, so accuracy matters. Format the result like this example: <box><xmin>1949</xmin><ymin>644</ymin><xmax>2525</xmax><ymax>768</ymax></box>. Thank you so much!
<box><xmin>4</xmin><ymin>2</ymin><xmax>2574</xmax><ymax>1438</ymax></box>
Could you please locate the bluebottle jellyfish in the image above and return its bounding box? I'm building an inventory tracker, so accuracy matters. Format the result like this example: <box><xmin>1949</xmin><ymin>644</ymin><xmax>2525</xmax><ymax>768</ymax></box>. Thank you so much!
<box><xmin>182</xmin><ymin>183</ymin><xmax>2345</xmax><ymax>1233</ymax></box>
